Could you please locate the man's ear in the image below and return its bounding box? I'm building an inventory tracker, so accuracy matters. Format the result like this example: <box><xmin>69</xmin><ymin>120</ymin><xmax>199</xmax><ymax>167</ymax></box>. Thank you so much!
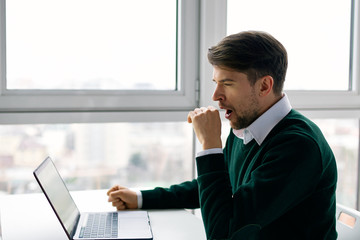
<box><xmin>258</xmin><ymin>75</ymin><xmax>274</xmax><ymax>97</ymax></box>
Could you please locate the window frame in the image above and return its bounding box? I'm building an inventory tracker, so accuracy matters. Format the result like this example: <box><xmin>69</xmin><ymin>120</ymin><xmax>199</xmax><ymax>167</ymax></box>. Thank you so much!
<box><xmin>0</xmin><ymin>0</ymin><xmax>200</xmax><ymax>118</ymax></box>
<box><xmin>201</xmin><ymin>0</ymin><xmax>360</xmax><ymax>112</ymax></box>
<box><xmin>286</xmin><ymin>0</ymin><xmax>360</xmax><ymax>111</ymax></box>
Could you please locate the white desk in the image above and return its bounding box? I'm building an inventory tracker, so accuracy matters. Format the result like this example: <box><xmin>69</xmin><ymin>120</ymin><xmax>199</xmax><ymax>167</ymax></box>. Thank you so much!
<box><xmin>0</xmin><ymin>190</ymin><xmax>206</xmax><ymax>240</ymax></box>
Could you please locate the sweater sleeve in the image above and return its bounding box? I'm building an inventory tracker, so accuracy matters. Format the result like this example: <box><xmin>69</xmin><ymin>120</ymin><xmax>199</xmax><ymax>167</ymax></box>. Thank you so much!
<box><xmin>196</xmin><ymin>134</ymin><xmax>326</xmax><ymax>239</ymax></box>
<box><xmin>140</xmin><ymin>179</ymin><xmax>200</xmax><ymax>209</ymax></box>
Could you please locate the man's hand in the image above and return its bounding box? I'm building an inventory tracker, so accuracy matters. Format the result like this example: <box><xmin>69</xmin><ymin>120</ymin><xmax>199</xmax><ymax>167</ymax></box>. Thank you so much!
<box><xmin>107</xmin><ymin>185</ymin><xmax>138</xmax><ymax>210</ymax></box>
<box><xmin>187</xmin><ymin>106</ymin><xmax>222</xmax><ymax>150</ymax></box>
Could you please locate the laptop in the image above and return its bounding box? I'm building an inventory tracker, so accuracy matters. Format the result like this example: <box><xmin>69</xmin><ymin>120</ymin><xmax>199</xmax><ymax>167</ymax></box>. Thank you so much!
<box><xmin>33</xmin><ymin>157</ymin><xmax>153</xmax><ymax>240</ymax></box>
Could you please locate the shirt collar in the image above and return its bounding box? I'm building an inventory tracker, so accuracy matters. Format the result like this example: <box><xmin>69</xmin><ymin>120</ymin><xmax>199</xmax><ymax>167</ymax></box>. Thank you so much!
<box><xmin>233</xmin><ymin>93</ymin><xmax>292</xmax><ymax>145</ymax></box>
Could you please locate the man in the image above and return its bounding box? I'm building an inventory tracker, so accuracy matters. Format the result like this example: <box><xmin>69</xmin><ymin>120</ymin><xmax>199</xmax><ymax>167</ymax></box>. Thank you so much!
<box><xmin>107</xmin><ymin>31</ymin><xmax>338</xmax><ymax>239</ymax></box>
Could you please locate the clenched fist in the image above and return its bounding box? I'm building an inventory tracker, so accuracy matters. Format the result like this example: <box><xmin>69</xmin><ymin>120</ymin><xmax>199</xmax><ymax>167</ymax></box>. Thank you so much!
<box><xmin>187</xmin><ymin>106</ymin><xmax>222</xmax><ymax>150</ymax></box>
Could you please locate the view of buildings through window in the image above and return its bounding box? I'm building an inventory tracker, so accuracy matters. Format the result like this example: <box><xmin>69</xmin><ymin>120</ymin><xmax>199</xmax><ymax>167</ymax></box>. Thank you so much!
<box><xmin>0</xmin><ymin>122</ymin><xmax>193</xmax><ymax>195</ymax></box>
<box><xmin>313</xmin><ymin>119</ymin><xmax>359</xmax><ymax>208</ymax></box>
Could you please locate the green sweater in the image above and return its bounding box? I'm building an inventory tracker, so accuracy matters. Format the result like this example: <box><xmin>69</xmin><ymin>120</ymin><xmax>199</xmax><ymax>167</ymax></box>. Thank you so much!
<box><xmin>142</xmin><ymin>110</ymin><xmax>337</xmax><ymax>239</ymax></box>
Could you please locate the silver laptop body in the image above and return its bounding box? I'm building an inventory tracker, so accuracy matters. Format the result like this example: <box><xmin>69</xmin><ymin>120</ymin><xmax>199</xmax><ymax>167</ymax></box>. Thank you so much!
<box><xmin>33</xmin><ymin>157</ymin><xmax>153</xmax><ymax>240</ymax></box>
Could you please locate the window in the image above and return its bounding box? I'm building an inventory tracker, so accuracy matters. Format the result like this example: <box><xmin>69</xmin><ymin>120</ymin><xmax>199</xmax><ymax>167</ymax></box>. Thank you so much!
<box><xmin>0</xmin><ymin>122</ymin><xmax>193</xmax><ymax>194</ymax></box>
<box><xmin>0</xmin><ymin>0</ymin><xmax>200</xmax><ymax>196</ymax></box>
<box><xmin>6</xmin><ymin>0</ymin><xmax>177</xmax><ymax>91</ymax></box>
<box><xmin>312</xmin><ymin>118</ymin><xmax>359</xmax><ymax>209</ymax></box>
<box><xmin>0</xmin><ymin>0</ymin><xmax>199</xmax><ymax>113</ymax></box>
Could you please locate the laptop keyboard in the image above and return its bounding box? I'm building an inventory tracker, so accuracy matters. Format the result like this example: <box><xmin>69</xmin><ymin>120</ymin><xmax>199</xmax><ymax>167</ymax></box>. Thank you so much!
<box><xmin>79</xmin><ymin>212</ymin><xmax>118</xmax><ymax>239</ymax></box>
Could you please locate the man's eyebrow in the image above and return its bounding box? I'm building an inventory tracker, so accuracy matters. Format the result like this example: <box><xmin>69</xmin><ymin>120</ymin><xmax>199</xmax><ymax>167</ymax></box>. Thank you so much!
<box><xmin>213</xmin><ymin>79</ymin><xmax>236</xmax><ymax>83</ymax></box>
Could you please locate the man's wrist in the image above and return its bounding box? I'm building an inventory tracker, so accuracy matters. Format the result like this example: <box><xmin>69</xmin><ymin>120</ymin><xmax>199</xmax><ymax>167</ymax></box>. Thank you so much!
<box><xmin>202</xmin><ymin>139</ymin><xmax>222</xmax><ymax>150</ymax></box>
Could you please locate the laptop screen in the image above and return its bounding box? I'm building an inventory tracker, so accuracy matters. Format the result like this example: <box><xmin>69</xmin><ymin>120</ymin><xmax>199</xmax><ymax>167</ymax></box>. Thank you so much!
<box><xmin>34</xmin><ymin>157</ymin><xmax>80</xmax><ymax>238</ymax></box>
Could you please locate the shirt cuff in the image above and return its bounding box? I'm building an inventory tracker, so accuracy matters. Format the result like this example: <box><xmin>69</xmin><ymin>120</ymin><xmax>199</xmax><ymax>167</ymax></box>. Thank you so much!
<box><xmin>196</xmin><ymin>148</ymin><xmax>223</xmax><ymax>157</ymax></box>
<box><xmin>134</xmin><ymin>189</ymin><xmax>143</xmax><ymax>209</ymax></box>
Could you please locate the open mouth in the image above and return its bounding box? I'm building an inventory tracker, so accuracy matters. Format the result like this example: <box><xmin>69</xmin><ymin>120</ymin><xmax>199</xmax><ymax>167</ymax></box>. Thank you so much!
<box><xmin>225</xmin><ymin>109</ymin><xmax>233</xmax><ymax>119</ymax></box>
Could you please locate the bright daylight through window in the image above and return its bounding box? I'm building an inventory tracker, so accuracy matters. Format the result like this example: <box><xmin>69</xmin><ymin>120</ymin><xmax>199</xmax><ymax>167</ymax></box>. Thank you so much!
<box><xmin>6</xmin><ymin>0</ymin><xmax>177</xmax><ymax>90</ymax></box>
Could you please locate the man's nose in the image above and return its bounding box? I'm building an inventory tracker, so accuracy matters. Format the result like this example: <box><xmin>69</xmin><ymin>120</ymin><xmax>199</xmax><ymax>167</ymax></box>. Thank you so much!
<box><xmin>212</xmin><ymin>85</ymin><xmax>224</xmax><ymax>102</ymax></box>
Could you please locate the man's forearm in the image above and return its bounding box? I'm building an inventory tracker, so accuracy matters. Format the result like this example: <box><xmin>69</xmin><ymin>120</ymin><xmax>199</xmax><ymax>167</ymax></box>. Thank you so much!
<box><xmin>140</xmin><ymin>179</ymin><xmax>200</xmax><ymax>209</ymax></box>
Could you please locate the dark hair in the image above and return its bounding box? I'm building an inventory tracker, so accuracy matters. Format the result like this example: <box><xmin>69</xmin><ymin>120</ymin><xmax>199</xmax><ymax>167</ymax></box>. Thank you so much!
<box><xmin>207</xmin><ymin>31</ymin><xmax>288</xmax><ymax>96</ymax></box>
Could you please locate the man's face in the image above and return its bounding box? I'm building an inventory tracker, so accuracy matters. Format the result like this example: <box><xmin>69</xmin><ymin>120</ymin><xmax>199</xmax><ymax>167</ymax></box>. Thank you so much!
<box><xmin>212</xmin><ymin>66</ymin><xmax>261</xmax><ymax>130</ymax></box>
